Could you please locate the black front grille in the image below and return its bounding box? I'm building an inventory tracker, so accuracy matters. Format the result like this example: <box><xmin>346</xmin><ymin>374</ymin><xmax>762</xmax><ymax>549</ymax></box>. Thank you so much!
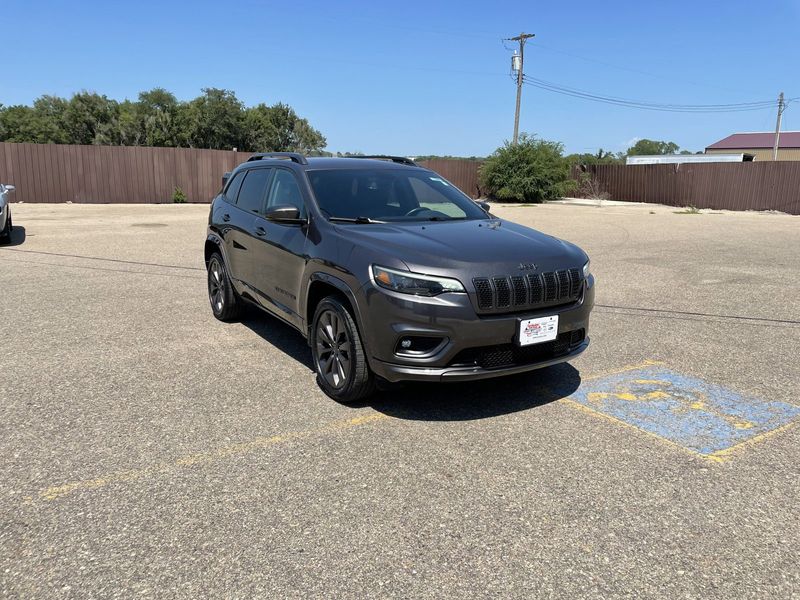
<box><xmin>449</xmin><ymin>329</ymin><xmax>586</xmax><ymax>370</ymax></box>
<box><xmin>474</xmin><ymin>278</ymin><xmax>493</xmax><ymax>310</ymax></box>
<box><xmin>542</xmin><ymin>272</ymin><xmax>558</xmax><ymax>302</ymax></box>
<box><xmin>472</xmin><ymin>268</ymin><xmax>584</xmax><ymax>313</ymax></box>
<box><xmin>511</xmin><ymin>276</ymin><xmax>527</xmax><ymax>307</ymax></box>
<box><xmin>493</xmin><ymin>277</ymin><xmax>511</xmax><ymax>308</ymax></box>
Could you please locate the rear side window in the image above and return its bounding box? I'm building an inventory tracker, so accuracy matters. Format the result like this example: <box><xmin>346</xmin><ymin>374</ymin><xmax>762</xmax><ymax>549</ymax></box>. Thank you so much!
<box><xmin>224</xmin><ymin>172</ymin><xmax>244</xmax><ymax>204</ymax></box>
<box><xmin>236</xmin><ymin>168</ymin><xmax>271</xmax><ymax>214</ymax></box>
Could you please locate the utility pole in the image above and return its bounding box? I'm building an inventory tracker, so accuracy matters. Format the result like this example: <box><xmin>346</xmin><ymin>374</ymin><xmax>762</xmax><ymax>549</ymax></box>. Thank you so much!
<box><xmin>773</xmin><ymin>92</ymin><xmax>785</xmax><ymax>161</ymax></box>
<box><xmin>507</xmin><ymin>32</ymin><xmax>535</xmax><ymax>145</ymax></box>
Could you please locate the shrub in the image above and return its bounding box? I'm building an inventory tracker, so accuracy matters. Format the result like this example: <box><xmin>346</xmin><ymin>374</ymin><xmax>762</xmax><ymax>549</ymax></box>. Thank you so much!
<box><xmin>479</xmin><ymin>134</ymin><xmax>575</xmax><ymax>203</ymax></box>
<box><xmin>577</xmin><ymin>172</ymin><xmax>610</xmax><ymax>200</ymax></box>
<box><xmin>172</xmin><ymin>186</ymin><xmax>187</xmax><ymax>203</ymax></box>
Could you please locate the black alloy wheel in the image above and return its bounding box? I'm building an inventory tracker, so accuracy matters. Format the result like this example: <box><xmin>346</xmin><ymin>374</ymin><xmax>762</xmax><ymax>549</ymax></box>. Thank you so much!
<box><xmin>207</xmin><ymin>252</ymin><xmax>241</xmax><ymax>321</ymax></box>
<box><xmin>311</xmin><ymin>297</ymin><xmax>375</xmax><ymax>402</ymax></box>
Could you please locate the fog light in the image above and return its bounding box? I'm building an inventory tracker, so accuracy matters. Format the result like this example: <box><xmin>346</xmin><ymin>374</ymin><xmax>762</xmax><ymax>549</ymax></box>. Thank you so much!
<box><xmin>395</xmin><ymin>336</ymin><xmax>446</xmax><ymax>356</ymax></box>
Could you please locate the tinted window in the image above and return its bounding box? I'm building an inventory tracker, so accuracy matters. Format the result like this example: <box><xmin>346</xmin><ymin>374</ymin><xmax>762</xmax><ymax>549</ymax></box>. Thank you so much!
<box><xmin>267</xmin><ymin>169</ymin><xmax>305</xmax><ymax>216</ymax></box>
<box><xmin>224</xmin><ymin>172</ymin><xmax>244</xmax><ymax>204</ymax></box>
<box><xmin>308</xmin><ymin>169</ymin><xmax>486</xmax><ymax>222</ymax></box>
<box><xmin>236</xmin><ymin>168</ymin><xmax>271</xmax><ymax>214</ymax></box>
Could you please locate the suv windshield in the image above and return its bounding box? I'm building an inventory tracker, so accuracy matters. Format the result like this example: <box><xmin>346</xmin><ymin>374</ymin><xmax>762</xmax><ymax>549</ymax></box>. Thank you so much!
<box><xmin>308</xmin><ymin>168</ymin><xmax>488</xmax><ymax>222</ymax></box>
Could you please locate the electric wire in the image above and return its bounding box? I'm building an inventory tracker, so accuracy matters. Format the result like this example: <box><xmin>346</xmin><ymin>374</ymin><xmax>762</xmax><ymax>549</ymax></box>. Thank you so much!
<box><xmin>518</xmin><ymin>74</ymin><xmax>795</xmax><ymax>113</ymax></box>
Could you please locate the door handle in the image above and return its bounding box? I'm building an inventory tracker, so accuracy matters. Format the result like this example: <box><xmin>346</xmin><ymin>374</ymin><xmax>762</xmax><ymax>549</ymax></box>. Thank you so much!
<box><xmin>222</xmin><ymin>213</ymin><xmax>231</xmax><ymax>222</ymax></box>
<box><xmin>255</xmin><ymin>226</ymin><xmax>267</xmax><ymax>237</ymax></box>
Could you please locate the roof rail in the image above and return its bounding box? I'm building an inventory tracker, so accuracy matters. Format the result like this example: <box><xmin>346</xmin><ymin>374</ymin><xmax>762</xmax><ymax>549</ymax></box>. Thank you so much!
<box><xmin>350</xmin><ymin>155</ymin><xmax>417</xmax><ymax>166</ymax></box>
<box><xmin>246</xmin><ymin>152</ymin><xmax>308</xmax><ymax>165</ymax></box>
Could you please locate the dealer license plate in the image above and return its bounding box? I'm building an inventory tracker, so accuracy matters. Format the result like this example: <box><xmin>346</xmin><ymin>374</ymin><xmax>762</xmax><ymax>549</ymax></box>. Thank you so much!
<box><xmin>518</xmin><ymin>315</ymin><xmax>559</xmax><ymax>346</ymax></box>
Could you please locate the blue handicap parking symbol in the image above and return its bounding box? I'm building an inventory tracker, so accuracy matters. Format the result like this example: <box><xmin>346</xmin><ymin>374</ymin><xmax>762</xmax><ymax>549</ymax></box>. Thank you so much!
<box><xmin>569</xmin><ymin>366</ymin><xmax>800</xmax><ymax>460</ymax></box>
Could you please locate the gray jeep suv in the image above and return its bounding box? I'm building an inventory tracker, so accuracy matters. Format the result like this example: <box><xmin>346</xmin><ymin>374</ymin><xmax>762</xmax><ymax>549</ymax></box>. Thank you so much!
<box><xmin>205</xmin><ymin>153</ymin><xmax>594</xmax><ymax>402</ymax></box>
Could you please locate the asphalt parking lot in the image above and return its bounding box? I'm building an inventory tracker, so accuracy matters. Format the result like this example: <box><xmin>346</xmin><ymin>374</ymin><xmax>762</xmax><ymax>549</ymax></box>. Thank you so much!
<box><xmin>1</xmin><ymin>201</ymin><xmax>799</xmax><ymax>598</ymax></box>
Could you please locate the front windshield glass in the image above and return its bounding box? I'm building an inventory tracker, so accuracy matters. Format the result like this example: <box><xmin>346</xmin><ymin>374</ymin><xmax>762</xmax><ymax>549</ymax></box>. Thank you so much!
<box><xmin>307</xmin><ymin>168</ymin><xmax>488</xmax><ymax>222</ymax></box>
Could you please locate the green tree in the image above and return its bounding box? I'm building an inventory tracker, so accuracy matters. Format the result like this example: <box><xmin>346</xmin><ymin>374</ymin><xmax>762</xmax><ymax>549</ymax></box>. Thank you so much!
<box><xmin>183</xmin><ymin>88</ymin><xmax>244</xmax><ymax>150</ymax></box>
<box><xmin>137</xmin><ymin>88</ymin><xmax>180</xmax><ymax>147</ymax></box>
<box><xmin>0</xmin><ymin>105</ymin><xmax>38</xmax><ymax>142</ymax></box>
<box><xmin>63</xmin><ymin>92</ymin><xmax>120</xmax><ymax>145</ymax></box>
<box><xmin>566</xmin><ymin>148</ymin><xmax>623</xmax><ymax>165</ymax></box>
<box><xmin>626</xmin><ymin>139</ymin><xmax>680</xmax><ymax>156</ymax></box>
<box><xmin>29</xmin><ymin>96</ymin><xmax>70</xmax><ymax>143</ymax></box>
<box><xmin>0</xmin><ymin>87</ymin><xmax>328</xmax><ymax>152</ymax></box>
<box><xmin>0</xmin><ymin>96</ymin><xmax>70</xmax><ymax>144</ymax></box>
<box><xmin>243</xmin><ymin>102</ymin><xmax>326</xmax><ymax>153</ymax></box>
<box><xmin>479</xmin><ymin>134</ymin><xmax>575</xmax><ymax>203</ymax></box>
<box><xmin>117</xmin><ymin>100</ymin><xmax>143</xmax><ymax>146</ymax></box>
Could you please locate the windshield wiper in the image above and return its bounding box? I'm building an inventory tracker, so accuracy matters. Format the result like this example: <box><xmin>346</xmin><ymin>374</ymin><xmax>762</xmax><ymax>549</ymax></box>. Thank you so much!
<box><xmin>328</xmin><ymin>216</ymin><xmax>385</xmax><ymax>224</ymax></box>
<box><xmin>425</xmin><ymin>216</ymin><xmax>466</xmax><ymax>221</ymax></box>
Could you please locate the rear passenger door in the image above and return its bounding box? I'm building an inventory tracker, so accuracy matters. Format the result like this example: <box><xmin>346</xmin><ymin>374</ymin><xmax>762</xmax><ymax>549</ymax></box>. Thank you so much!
<box><xmin>249</xmin><ymin>167</ymin><xmax>309</xmax><ymax>326</ymax></box>
<box><xmin>226</xmin><ymin>167</ymin><xmax>272</xmax><ymax>290</ymax></box>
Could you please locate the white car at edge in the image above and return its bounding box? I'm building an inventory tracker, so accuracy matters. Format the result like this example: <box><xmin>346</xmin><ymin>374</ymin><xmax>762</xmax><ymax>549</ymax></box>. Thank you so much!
<box><xmin>0</xmin><ymin>183</ymin><xmax>15</xmax><ymax>243</ymax></box>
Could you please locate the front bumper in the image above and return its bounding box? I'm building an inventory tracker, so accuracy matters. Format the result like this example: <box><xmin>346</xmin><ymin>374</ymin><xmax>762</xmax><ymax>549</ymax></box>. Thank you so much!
<box><xmin>374</xmin><ymin>339</ymin><xmax>589</xmax><ymax>382</ymax></box>
<box><xmin>357</xmin><ymin>275</ymin><xmax>595</xmax><ymax>383</ymax></box>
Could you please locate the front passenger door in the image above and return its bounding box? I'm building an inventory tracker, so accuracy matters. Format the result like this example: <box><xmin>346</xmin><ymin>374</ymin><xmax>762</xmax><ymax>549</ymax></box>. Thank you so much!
<box><xmin>249</xmin><ymin>168</ymin><xmax>309</xmax><ymax>326</ymax></box>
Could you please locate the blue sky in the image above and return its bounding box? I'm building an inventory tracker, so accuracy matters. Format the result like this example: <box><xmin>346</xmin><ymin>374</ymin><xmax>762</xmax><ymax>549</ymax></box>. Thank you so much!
<box><xmin>4</xmin><ymin>0</ymin><xmax>799</xmax><ymax>156</ymax></box>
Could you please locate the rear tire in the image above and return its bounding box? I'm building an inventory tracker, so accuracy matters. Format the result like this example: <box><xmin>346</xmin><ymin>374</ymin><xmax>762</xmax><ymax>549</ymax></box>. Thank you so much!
<box><xmin>0</xmin><ymin>214</ymin><xmax>10</xmax><ymax>244</ymax></box>
<box><xmin>311</xmin><ymin>297</ymin><xmax>375</xmax><ymax>403</ymax></box>
<box><xmin>207</xmin><ymin>252</ymin><xmax>242</xmax><ymax>322</ymax></box>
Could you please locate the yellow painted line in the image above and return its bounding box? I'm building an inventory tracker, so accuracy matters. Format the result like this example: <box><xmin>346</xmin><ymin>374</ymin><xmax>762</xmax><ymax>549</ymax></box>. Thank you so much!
<box><xmin>707</xmin><ymin>419</ymin><xmax>798</xmax><ymax>463</ymax></box>
<box><xmin>580</xmin><ymin>359</ymin><xmax>663</xmax><ymax>382</ymax></box>
<box><xmin>29</xmin><ymin>361</ymin><xmax>664</xmax><ymax>503</ymax></box>
<box><xmin>31</xmin><ymin>413</ymin><xmax>388</xmax><ymax>502</ymax></box>
<box><xmin>559</xmin><ymin>397</ymin><xmax>714</xmax><ymax>463</ymax></box>
<box><xmin>32</xmin><ymin>357</ymin><xmax>785</xmax><ymax>502</ymax></box>
<box><xmin>558</xmin><ymin>360</ymin><xmax>797</xmax><ymax>463</ymax></box>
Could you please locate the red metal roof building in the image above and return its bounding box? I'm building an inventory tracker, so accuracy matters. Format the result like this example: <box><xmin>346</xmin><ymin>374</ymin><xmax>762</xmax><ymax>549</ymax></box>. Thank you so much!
<box><xmin>706</xmin><ymin>132</ymin><xmax>800</xmax><ymax>161</ymax></box>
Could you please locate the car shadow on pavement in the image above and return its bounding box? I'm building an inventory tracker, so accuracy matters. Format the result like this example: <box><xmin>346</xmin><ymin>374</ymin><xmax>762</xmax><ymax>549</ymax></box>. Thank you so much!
<box><xmin>3</xmin><ymin>225</ymin><xmax>26</xmax><ymax>247</ymax></box>
<box><xmin>239</xmin><ymin>310</ymin><xmax>582</xmax><ymax>422</ymax></box>
<box><xmin>362</xmin><ymin>363</ymin><xmax>582</xmax><ymax>421</ymax></box>
<box><xmin>240</xmin><ymin>310</ymin><xmax>315</xmax><ymax>371</ymax></box>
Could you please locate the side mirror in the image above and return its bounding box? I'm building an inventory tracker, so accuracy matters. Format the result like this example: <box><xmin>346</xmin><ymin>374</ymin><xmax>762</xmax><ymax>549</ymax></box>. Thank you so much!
<box><xmin>3</xmin><ymin>185</ymin><xmax>15</xmax><ymax>192</ymax></box>
<box><xmin>221</xmin><ymin>172</ymin><xmax>231</xmax><ymax>188</ymax></box>
<box><xmin>477</xmin><ymin>200</ymin><xmax>490</xmax><ymax>212</ymax></box>
<box><xmin>265</xmin><ymin>204</ymin><xmax>305</xmax><ymax>224</ymax></box>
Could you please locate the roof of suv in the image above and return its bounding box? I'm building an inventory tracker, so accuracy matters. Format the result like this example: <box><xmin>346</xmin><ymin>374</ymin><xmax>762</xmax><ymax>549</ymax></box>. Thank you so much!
<box><xmin>304</xmin><ymin>157</ymin><xmax>421</xmax><ymax>170</ymax></box>
<box><xmin>238</xmin><ymin>154</ymin><xmax>422</xmax><ymax>171</ymax></box>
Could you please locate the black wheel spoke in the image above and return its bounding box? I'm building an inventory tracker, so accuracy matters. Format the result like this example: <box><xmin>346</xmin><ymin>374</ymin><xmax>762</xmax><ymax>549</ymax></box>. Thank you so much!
<box><xmin>208</xmin><ymin>259</ymin><xmax>226</xmax><ymax>313</ymax></box>
<box><xmin>315</xmin><ymin>308</ymin><xmax>353</xmax><ymax>390</ymax></box>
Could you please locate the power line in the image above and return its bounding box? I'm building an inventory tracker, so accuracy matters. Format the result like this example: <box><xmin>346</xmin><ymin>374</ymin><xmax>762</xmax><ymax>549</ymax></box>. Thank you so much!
<box><xmin>527</xmin><ymin>42</ymin><xmax>750</xmax><ymax>95</ymax></box>
<box><xmin>520</xmin><ymin>75</ymin><xmax>794</xmax><ymax>113</ymax></box>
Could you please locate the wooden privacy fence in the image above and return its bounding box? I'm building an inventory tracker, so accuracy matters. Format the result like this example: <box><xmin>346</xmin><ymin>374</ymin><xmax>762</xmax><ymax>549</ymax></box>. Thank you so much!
<box><xmin>0</xmin><ymin>142</ymin><xmax>486</xmax><ymax>203</ymax></box>
<box><xmin>4</xmin><ymin>142</ymin><xmax>799</xmax><ymax>212</ymax></box>
<box><xmin>575</xmin><ymin>162</ymin><xmax>800</xmax><ymax>215</ymax></box>
<box><xmin>0</xmin><ymin>142</ymin><xmax>254</xmax><ymax>204</ymax></box>
<box><xmin>416</xmin><ymin>159</ymin><xmax>484</xmax><ymax>199</ymax></box>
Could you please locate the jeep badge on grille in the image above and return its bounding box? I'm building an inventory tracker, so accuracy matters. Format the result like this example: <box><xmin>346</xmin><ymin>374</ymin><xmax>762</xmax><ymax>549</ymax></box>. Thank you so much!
<box><xmin>518</xmin><ymin>262</ymin><xmax>538</xmax><ymax>270</ymax></box>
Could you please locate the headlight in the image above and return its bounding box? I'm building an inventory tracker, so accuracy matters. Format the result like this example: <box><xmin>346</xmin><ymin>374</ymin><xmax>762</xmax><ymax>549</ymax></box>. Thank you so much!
<box><xmin>582</xmin><ymin>259</ymin><xmax>591</xmax><ymax>278</ymax></box>
<box><xmin>372</xmin><ymin>265</ymin><xmax>465</xmax><ymax>296</ymax></box>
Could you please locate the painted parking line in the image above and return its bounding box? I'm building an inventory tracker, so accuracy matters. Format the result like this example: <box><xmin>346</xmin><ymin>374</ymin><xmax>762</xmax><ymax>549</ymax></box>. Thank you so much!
<box><xmin>28</xmin><ymin>413</ymin><xmax>388</xmax><ymax>503</ymax></box>
<box><xmin>563</xmin><ymin>366</ymin><xmax>800</xmax><ymax>462</ymax></box>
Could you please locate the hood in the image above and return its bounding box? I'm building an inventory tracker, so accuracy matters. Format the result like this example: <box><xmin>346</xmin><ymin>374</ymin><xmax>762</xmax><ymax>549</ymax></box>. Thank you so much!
<box><xmin>336</xmin><ymin>218</ymin><xmax>587</xmax><ymax>275</ymax></box>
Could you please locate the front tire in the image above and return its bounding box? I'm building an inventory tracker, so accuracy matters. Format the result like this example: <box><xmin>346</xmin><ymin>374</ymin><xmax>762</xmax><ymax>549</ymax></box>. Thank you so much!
<box><xmin>311</xmin><ymin>297</ymin><xmax>375</xmax><ymax>403</ymax></box>
<box><xmin>207</xmin><ymin>252</ymin><xmax>242</xmax><ymax>322</ymax></box>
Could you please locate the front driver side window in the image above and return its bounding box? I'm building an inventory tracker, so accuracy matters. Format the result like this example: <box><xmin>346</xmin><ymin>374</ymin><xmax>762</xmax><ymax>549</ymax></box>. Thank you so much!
<box><xmin>267</xmin><ymin>170</ymin><xmax>305</xmax><ymax>217</ymax></box>
<box><xmin>224</xmin><ymin>172</ymin><xmax>244</xmax><ymax>204</ymax></box>
<box><xmin>236</xmin><ymin>168</ymin><xmax>271</xmax><ymax>214</ymax></box>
